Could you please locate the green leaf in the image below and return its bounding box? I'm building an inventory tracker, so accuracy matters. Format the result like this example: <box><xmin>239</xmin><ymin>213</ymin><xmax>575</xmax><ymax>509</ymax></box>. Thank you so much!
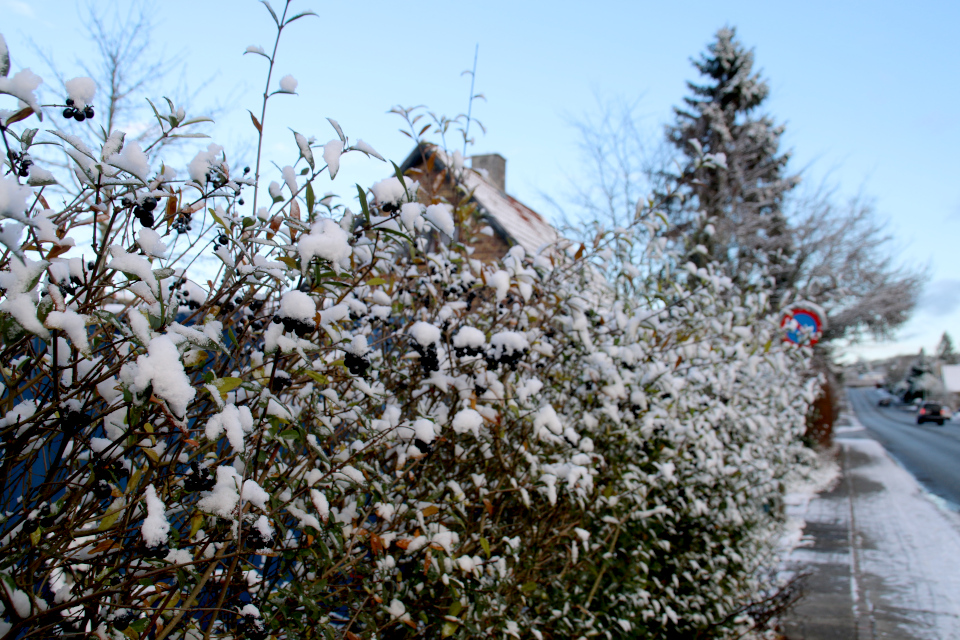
<box><xmin>153</xmin><ymin>267</ymin><xmax>175</xmax><ymax>280</ymax></box>
<box><xmin>392</xmin><ymin>160</ymin><xmax>408</xmax><ymax>193</ymax></box>
<box><xmin>448</xmin><ymin>601</ymin><xmax>463</xmax><ymax>617</ymax></box>
<box><xmin>441</xmin><ymin>621</ymin><xmax>459</xmax><ymax>637</ymax></box>
<box><xmin>279</xmin><ymin>429</ymin><xmax>300</xmax><ymax>441</ymax></box>
<box><xmin>129</xmin><ymin>618</ymin><xmax>149</xmax><ymax>633</ymax></box>
<box><xmin>303</xmin><ymin>370</ymin><xmax>328</xmax><ymax>385</ymax></box>
<box><xmin>211</xmin><ymin>377</ymin><xmax>243</xmax><ymax>398</ymax></box>
<box><xmin>260</xmin><ymin>0</ymin><xmax>280</xmax><ymax>26</ymax></box>
<box><xmin>209</xmin><ymin>207</ymin><xmax>229</xmax><ymax>230</ymax></box>
<box><xmin>276</xmin><ymin>256</ymin><xmax>299</xmax><ymax>270</ymax></box>
<box><xmin>19</xmin><ymin>128</ymin><xmax>38</xmax><ymax>149</ymax></box>
<box><xmin>355</xmin><ymin>184</ymin><xmax>370</xmax><ymax>224</ymax></box>
<box><xmin>242</xmin><ymin>217</ymin><xmax>255</xmax><ymax>228</ymax></box>
<box><xmin>480</xmin><ymin>537</ymin><xmax>490</xmax><ymax>558</ymax></box>
<box><xmin>367</xmin><ymin>277</ymin><xmax>387</xmax><ymax>286</ymax></box>
<box><xmin>520</xmin><ymin>581</ymin><xmax>538</xmax><ymax>594</ymax></box>
<box><xmin>306</xmin><ymin>181</ymin><xmax>315</xmax><ymax>214</ymax></box>
<box><xmin>285</xmin><ymin>10</ymin><xmax>318</xmax><ymax>25</ymax></box>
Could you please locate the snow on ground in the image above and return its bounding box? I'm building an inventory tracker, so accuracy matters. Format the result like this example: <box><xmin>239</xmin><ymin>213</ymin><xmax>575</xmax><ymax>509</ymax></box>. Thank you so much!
<box><xmin>781</xmin><ymin>414</ymin><xmax>960</xmax><ymax>639</ymax></box>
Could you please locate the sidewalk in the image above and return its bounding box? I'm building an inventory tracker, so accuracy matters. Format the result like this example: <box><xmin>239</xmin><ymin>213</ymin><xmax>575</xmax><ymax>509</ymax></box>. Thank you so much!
<box><xmin>780</xmin><ymin>419</ymin><xmax>960</xmax><ymax>639</ymax></box>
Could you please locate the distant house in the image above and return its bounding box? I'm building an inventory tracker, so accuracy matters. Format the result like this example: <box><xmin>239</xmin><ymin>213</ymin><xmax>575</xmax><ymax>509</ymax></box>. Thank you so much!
<box><xmin>941</xmin><ymin>365</ymin><xmax>960</xmax><ymax>404</ymax></box>
<box><xmin>398</xmin><ymin>144</ymin><xmax>560</xmax><ymax>262</ymax></box>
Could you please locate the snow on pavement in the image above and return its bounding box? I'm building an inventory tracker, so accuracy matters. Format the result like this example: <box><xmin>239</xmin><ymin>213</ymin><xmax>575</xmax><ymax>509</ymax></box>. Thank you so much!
<box><xmin>782</xmin><ymin>419</ymin><xmax>960</xmax><ymax>639</ymax></box>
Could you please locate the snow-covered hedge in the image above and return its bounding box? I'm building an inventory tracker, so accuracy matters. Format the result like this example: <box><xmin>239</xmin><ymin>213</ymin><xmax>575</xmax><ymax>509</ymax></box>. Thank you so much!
<box><xmin>0</xmin><ymin>9</ymin><xmax>817</xmax><ymax>640</ymax></box>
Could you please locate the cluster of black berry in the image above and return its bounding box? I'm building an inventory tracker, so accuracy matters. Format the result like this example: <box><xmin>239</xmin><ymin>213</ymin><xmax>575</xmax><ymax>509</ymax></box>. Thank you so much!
<box><xmin>344</xmin><ymin>352</ymin><xmax>370</xmax><ymax>377</ymax></box>
<box><xmin>60</xmin><ymin>408</ymin><xmax>87</xmax><ymax>436</ymax></box>
<box><xmin>6</xmin><ymin>150</ymin><xmax>33</xmax><ymax>178</ymax></box>
<box><xmin>444</xmin><ymin>283</ymin><xmax>469</xmax><ymax>299</ymax></box>
<box><xmin>56</xmin><ymin>275</ymin><xmax>84</xmax><ymax>297</ymax></box>
<box><xmin>381</xmin><ymin>201</ymin><xmax>399</xmax><ymax>213</ymax></box>
<box><xmin>236</xmin><ymin>611</ymin><xmax>268</xmax><ymax>640</ymax></box>
<box><xmin>184</xmin><ymin>461</ymin><xmax>216</xmax><ymax>492</ymax></box>
<box><xmin>270</xmin><ymin>373</ymin><xmax>292</xmax><ymax>393</ymax></box>
<box><xmin>169</xmin><ymin>279</ymin><xmax>202</xmax><ymax>311</ymax></box>
<box><xmin>484</xmin><ymin>346</ymin><xmax>529</xmax><ymax>372</ymax></box>
<box><xmin>243</xmin><ymin>528</ymin><xmax>274</xmax><ymax>551</ymax></box>
<box><xmin>91</xmin><ymin>458</ymin><xmax>127</xmax><ymax>500</ymax></box>
<box><xmin>411</xmin><ymin>340</ymin><xmax>440</xmax><ymax>375</ymax></box>
<box><xmin>215</xmin><ymin>233</ymin><xmax>230</xmax><ymax>249</ymax></box>
<box><xmin>168</xmin><ymin>206</ymin><xmax>194</xmax><ymax>233</ymax></box>
<box><xmin>62</xmin><ymin>99</ymin><xmax>94</xmax><ymax>122</ymax></box>
<box><xmin>453</xmin><ymin>345</ymin><xmax>483</xmax><ymax>359</ymax></box>
<box><xmin>271</xmin><ymin>314</ymin><xmax>313</xmax><ymax>338</ymax></box>
<box><xmin>23</xmin><ymin>503</ymin><xmax>57</xmax><ymax>535</ymax></box>
<box><xmin>218</xmin><ymin>294</ymin><xmax>243</xmax><ymax>315</ymax></box>
<box><xmin>112</xmin><ymin>611</ymin><xmax>137</xmax><ymax>632</ymax></box>
<box><xmin>122</xmin><ymin>194</ymin><xmax>158</xmax><ymax>227</ymax></box>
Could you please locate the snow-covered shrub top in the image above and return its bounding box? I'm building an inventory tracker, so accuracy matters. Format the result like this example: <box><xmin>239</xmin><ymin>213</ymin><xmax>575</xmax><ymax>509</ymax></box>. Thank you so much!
<box><xmin>0</xmin><ymin>8</ymin><xmax>816</xmax><ymax>640</ymax></box>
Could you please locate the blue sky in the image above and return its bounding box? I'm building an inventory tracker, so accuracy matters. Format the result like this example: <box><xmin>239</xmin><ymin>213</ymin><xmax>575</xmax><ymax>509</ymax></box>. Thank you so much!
<box><xmin>3</xmin><ymin>0</ymin><xmax>958</xmax><ymax>361</ymax></box>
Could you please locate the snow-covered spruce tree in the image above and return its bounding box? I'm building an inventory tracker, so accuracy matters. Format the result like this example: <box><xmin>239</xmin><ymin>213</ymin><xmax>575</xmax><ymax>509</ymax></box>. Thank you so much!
<box><xmin>0</xmin><ymin>9</ymin><xmax>815</xmax><ymax>640</ymax></box>
<box><xmin>937</xmin><ymin>332</ymin><xmax>958</xmax><ymax>365</ymax></box>
<box><xmin>663</xmin><ymin>27</ymin><xmax>799</xmax><ymax>289</ymax></box>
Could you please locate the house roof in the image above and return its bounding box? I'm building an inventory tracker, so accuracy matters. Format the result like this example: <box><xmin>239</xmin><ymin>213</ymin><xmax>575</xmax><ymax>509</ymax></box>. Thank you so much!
<box><xmin>399</xmin><ymin>144</ymin><xmax>560</xmax><ymax>256</ymax></box>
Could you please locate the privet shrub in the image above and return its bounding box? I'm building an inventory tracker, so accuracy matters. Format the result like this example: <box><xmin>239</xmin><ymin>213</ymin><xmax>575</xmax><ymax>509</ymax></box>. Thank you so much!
<box><xmin>0</xmin><ymin>6</ymin><xmax>816</xmax><ymax>639</ymax></box>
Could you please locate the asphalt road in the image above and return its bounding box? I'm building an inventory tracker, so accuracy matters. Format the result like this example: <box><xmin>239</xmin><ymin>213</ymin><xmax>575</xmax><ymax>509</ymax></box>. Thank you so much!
<box><xmin>847</xmin><ymin>386</ymin><xmax>960</xmax><ymax>511</ymax></box>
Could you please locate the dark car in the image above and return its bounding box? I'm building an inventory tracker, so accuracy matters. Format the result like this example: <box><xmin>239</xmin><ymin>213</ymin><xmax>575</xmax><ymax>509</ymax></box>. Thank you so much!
<box><xmin>878</xmin><ymin>396</ymin><xmax>893</xmax><ymax>407</ymax></box>
<box><xmin>917</xmin><ymin>401</ymin><xmax>948</xmax><ymax>425</ymax></box>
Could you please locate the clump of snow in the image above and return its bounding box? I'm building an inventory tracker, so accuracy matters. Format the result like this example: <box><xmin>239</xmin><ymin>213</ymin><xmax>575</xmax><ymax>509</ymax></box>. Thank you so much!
<box><xmin>281</xmin><ymin>165</ymin><xmax>298</xmax><ymax>195</ymax></box>
<box><xmin>453</xmin><ymin>327</ymin><xmax>485</xmax><ymax>349</ymax></box>
<box><xmin>106</xmin><ymin>140</ymin><xmax>150</xmax><ymax>182</ymax></box>
<box><xmin>311</xmin><ymin>489</ymin><xmax>329</xmax><ymax>522</ymax></box>
<box><xmin>279</xmin><ymin>290</ymin><xmax>316</xmax><ymax>322</ymax></box>
<box><xmin>344</xmin><ymin>334</ymin><xmax>368</xmax><ymax>356</ymax></box>
<box><xmin>137</xmin><ymin>228</ymin><xmax>168</xmax><ymax>258</ymax></box>
<box><xmin>245</xmin><ymin>45</ymin><xmax>265</xmax><ymax>55</ymax></box>
<box><xmin>355</xmin><ymin>140</ymin><xmax>384</xmax><ymax>161</ymax></box>
<box><xmin>533</xmin><ymin>405</ymin><xmax>563</xmax><ymax>439</ymax></box>
<box><xmin>0</xmin><ymin>175</ymin><xmax>31</xmax><ymax>221</ymax></box>
<box><xmin>25</xmin><ymin>165</ymin><xmax>56</xmax><ymax>187</ymax></box>
<box><xmin>241</xmin><ymin>479</ymin><xmax>270</xmax><ymax>510</ymax></box>
<box><xmin>452</xmin><ymin>409</ymin><xmax>483</xmax><ymax>437</ymax></box>
<box><xmin>278</xmin><ymin>74</ymin><xmax>298</xmax><ymax>93</ymax></box>
<box><xmin>64</xmin><ymin>77</ymin><xmax>96</xmax><ymax>108</ymax></box>
<box><xmin>386</xmin><ymin>599</ymin><xmax>408</xmax><ymax>620</ymax></box>
<box><xmin>489</xmin><ymin>331</ymin><xmax>529</xmax><ymax>358</ymax></box>
<box><xmin>44</xmin><ymin>309</ymin><xmax>90</xmax><ymax>355</ymax></box>
<box><xmin>187</xmin><ymin>143</ymin><xmax>225</xmax><ymax>185</ymax></box>
<box><xmin>489</xmin><ymin>270</ymin><xmax>510</xmax><ymax>301</ymax></box>
<box><xmin>323</xmin><ymin>139</ymin><xmax>343</xmax><ymax>179</ymax></box>
<box><xmin>0</xmin><ymin>68</ymin><xmax>43</xmax><ymax>116</ymax></box>
<box><xmin>371</xmin><ymin>177</ymin><xmax>410</xmax><ymax>205</ymax></box>
<box><xmin>197</xmin><ymin>466</ymin><xmax>241</xmax><ymax>517</ymax></box>
<box><xmin>205</xmin><ymin>404</ymin><xmax>254</xmax><ymax>452</ymax></box>
<box><xmin>424</xmin><ymin>203</ymin><xmax>454</xmax><ymax>237</ymax></box>
<box><xmin>141</xmin><ymin>484</ymin><xmax>169</xmax><ymax>547</ymax></box>
<box><xmin>409</xmin><ymin>321</ymin><xmax>440</xmax><ymax>346</ymax></box>
<box><xmin>298</xmin><ymin>218</ymin><xmax>351</xmax><ymax>272</ymax></box>
<box><xmin>120</xmin><ymin>335</ymin><xmax>195</xmax><ymax>416</ymax></box>
<box><xmin>399</xmin><ymin>202</ymin><xmax>423</xmax><ymax>233</ymax></box>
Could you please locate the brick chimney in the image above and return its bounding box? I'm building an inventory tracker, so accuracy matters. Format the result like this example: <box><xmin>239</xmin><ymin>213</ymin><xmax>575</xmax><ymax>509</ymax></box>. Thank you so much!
<box><xmin>471</xmin><ymin>153</ymin><xmax>506</xmax><ymax>192</ymax></box>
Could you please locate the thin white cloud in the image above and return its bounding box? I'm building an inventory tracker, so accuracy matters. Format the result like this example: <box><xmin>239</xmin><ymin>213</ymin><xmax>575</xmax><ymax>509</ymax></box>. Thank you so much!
<box><xmin>2</xmin><ymin>0</ymin><xmax>35</xmax><ymax>18</ymax></box>
<box><xmin>917</xmin><ymin>279</ymin><xmax>960</xmax><ymax>317</ymax></box>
